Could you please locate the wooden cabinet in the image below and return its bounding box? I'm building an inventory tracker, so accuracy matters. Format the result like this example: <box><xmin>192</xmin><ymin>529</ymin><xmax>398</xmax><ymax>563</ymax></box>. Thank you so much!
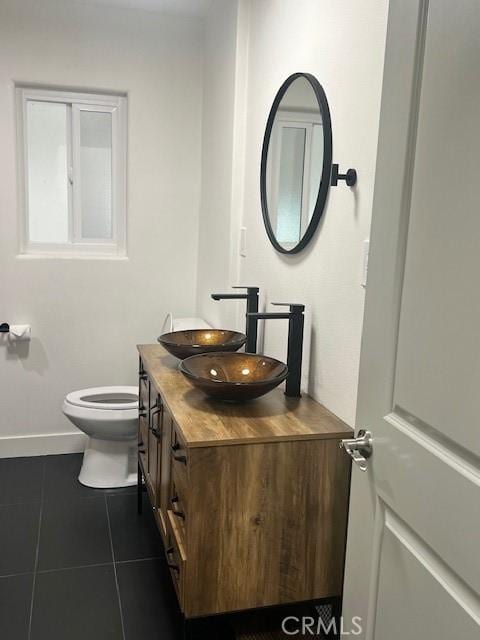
<box><xmin>158</xmin><ymin>404</ymin><xmax>172</xmax><ymax>532</ymax></box>
<box><xmin>137</xmin><ymin>344</ymin><xmax>352</xmax><ymax>619</ymax></box>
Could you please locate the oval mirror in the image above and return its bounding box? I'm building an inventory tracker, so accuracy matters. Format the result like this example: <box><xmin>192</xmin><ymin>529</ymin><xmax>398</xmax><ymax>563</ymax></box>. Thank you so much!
<box><xmin>260</xmin><ymin>73</ymin><xmax>332</xmax><ymax>254</ymax></box>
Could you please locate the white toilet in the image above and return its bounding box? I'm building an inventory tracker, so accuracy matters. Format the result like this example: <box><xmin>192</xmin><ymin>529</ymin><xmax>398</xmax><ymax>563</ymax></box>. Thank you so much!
<box><xmin>62</xmin><ymin>386</ymin><xmax>139</xmax><ymax>488</ymax></box>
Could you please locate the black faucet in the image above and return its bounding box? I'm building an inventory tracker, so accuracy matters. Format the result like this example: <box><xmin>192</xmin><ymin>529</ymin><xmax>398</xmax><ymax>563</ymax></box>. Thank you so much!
<box><xmin>247</xmin><ymin>303</ymin><xmax>305</xmax><ymax>398</ymax></box>
<box><xmin>211</xmin><ymin>286</ymin><xmax>259</xmax><ymax>353</ymax></box>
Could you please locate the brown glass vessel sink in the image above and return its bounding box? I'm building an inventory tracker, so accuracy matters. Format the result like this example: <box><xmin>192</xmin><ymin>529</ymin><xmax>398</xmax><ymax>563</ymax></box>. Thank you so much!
<box><xmin>157</xmin><ymin>329</ymin><xmax>247</xmax><ymax>360</ymax></box>
<box><xmin>179</xmin><ymin>352</ymin><xmax>288</xmax><ymax>402</ymax></box>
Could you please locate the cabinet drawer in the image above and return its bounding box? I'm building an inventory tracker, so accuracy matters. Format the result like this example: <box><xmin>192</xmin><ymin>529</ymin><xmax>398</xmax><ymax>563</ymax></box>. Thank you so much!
<box><xmin>149</xmin><ymin>381</ymin><xmax>160</xmax><ymax>411</ymax></box>
<box><xmin>166</xmin><ymin>509</ymin><xmax>186</xmax><ymax>610</ymax></box>
<box><xmin>138</xmin><ymin>416</ymin><xmax>149</xmax><ymax>451</ymax></box>
<box><xmin>170</xmin><ymin>466</ymin><xmax>187</xmax><ymax>538</ymax></box>
<box><xmin>171</xmin><ymin>424</ymin><xmax>188</xmax><ymax>473</ymax></box>
<box><xmin>147</xmin><ymin>427</ymin><xmax>159</xmax><ymax>497</ymax></box>
<box><xmin>139</xmin><ymin>377</ymin><xmax>148</xmax><ymax>413</ymax></box>
<box><xmin>148</xmin><ymin>387</ymin><xmax>162</xmax><ymax>437</ymax></box>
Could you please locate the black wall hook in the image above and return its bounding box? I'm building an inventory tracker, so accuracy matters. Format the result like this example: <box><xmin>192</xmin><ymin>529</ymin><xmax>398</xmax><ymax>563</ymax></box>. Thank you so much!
<box><xmin>331</xmin><ymin>163</ymin><xmax>357</xmax><ymax>187</ymax></box>
<box><xmin>0</xmin><ymin>323</ymin><xmax>10</xmax><ymax>333</ymax></box>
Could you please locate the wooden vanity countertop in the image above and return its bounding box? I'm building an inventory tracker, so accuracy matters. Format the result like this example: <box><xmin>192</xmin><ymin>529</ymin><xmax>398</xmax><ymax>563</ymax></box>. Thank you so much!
<box><xmin>138</xmin><ymin>344</ymin><xmax>353</xmax><ymax>448</ymax></box>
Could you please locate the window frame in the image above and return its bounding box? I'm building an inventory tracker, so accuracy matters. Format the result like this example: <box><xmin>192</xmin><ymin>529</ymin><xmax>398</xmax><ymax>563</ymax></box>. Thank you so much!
<box><xmin>267</xmin><ymin>109</ymin><xmax>323</xmax><ymax>248</ymax></box>
<box><xmin>16</xmin><ymin>86</ymin><xmax>127</xmax><ymax>258</ymax></box>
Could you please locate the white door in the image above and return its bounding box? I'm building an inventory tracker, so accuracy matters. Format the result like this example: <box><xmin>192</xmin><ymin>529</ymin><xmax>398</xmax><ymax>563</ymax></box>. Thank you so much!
<box><xmin>342</xmin><ymin>1</ymin><xmax>480</xmax><ymax>638</ymax></box>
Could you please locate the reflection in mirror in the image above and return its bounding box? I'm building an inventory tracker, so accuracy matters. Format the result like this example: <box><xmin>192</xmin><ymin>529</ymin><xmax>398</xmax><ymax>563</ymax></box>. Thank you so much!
<box><xmin>261</xmin><ymin>73</ymin><xmax>332</xmax><ymax>254</ymax></box>
<box><xmin>266</xmin><ymin>77</ymin><xmax>323</xmax><ymax>249</ymax></box>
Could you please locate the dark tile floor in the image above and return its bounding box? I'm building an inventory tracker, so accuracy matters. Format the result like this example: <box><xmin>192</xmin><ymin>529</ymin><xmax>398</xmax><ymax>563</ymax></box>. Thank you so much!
<box><xmin>0</xmin><ymin>453</ymin><xmax>230</xmax><ymax>640</ymax></box>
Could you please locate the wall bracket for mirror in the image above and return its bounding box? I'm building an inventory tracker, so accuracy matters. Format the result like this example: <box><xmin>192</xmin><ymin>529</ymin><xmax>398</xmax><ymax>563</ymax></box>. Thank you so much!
<box><xmin>331</xmin><ymin>164</ymin><xmax>357</xmax><ymax>187</ymax></box>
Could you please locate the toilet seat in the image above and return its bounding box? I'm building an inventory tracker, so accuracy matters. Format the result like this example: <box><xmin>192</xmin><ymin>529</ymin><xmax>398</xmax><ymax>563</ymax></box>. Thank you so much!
<box><xmin>65</xmin><ymin>386</ymin><xmax>138</xmax><ymax>411</ymax></box>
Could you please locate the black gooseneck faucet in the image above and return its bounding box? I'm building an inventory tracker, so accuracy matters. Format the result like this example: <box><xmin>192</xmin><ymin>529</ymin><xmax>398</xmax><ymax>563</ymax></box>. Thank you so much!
<box><xmin>211</xmin><ymin>286</ymin><xmax>259</xmax><ymax>353</ymax></box>
<box><xmin>247</xmin><ymin>303</ymin><xmax>305</xmax><ymax>398</ymax></box>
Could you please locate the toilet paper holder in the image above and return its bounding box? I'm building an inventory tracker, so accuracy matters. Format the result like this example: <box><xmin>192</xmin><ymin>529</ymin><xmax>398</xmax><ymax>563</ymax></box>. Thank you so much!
<box><xmin>0</xmin><ymin>323</ymin><xmax>9</xmax><ymax>333</ymax></box>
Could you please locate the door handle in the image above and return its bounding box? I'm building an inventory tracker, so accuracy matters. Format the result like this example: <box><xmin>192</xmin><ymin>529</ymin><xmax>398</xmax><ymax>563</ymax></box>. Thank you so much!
<box><xmin>339</xmin><ymin>430</ymin><xmax>373</xmax><ymax>471</ymax></box>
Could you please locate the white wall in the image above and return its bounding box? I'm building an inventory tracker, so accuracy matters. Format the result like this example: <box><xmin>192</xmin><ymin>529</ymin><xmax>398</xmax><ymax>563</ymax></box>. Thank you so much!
<box><xmin>195</xmin><ymin>0</ymin><xmax>240</xmax><ymax>328</ymax></box>
<box><xmin>197</xmin><ymin>0</ymin><xmax>388</xmax><ymax>425</ymax></box>
<box><xmin>0</xmin><ymin>0</ymin><xmax>203</xmax><ymax>455</ymax></box>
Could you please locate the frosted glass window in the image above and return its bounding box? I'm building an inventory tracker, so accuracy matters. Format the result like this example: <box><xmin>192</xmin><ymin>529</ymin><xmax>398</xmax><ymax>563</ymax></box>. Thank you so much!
<box><xmin>79</xmin><ymin>111</ymin><xmax>113</xmax><ymax>240</ymax></box>
<box><xmin>276</xmin><ymin>127</ymin><xmax>305</xmax><ymax>245</ymax></box>
<box><xmin>26</xmin><ymin>101</ymin><xmax>69</xmax><ymax>243</ymax></box>
<box><xmin>17</xmin><ymin>86</ymin><xmax>126</xmax><ymax>257</ymax></box>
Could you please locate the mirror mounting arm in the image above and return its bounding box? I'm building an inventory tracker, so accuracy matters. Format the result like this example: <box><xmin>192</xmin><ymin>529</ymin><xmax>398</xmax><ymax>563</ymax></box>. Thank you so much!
<box><xmin>331</xmin><ymin>164</ymin><xmax>357</xmax><ymax>187</ymax></box>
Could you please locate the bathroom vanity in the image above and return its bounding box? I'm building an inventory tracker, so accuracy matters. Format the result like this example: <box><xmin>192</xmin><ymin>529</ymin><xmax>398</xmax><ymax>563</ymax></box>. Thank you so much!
<box><xmin>137</xmin><ymin>343</ymin><xmax>352</xmax><ymax>619</ymax></box>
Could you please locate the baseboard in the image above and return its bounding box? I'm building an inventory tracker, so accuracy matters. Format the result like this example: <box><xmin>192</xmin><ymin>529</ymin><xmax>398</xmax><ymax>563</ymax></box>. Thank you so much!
<box><xmin>0</xmin><ymin>432</ymin><xmax>87</xmax><ymax>458</ymax></box>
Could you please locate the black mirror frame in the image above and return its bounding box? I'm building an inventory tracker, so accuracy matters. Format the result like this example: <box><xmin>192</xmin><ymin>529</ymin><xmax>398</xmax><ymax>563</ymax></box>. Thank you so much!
<box><xmin>260</xmin><ymin>72</ymin><xmax>333</xmax><ymax>255</ymax></box>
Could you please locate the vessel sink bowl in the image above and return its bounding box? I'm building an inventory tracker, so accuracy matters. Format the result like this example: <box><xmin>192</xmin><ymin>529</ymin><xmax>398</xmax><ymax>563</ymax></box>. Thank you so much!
<box><xmin>157</xmin><ymin>329</ymin><xmax>247</xmax><ymax>360</ymax></box>
<box><xmin>179</xmin><ymin>352</ymin><xmax>288</xmax><ymax>402</ymax></box>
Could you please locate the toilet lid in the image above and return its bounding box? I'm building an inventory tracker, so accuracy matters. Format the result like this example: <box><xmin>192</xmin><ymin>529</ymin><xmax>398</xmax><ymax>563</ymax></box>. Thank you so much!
<box><xmin>65</xmin><ymin>386</ymin><xmax>139</xmax><ymax>410</ymax></box>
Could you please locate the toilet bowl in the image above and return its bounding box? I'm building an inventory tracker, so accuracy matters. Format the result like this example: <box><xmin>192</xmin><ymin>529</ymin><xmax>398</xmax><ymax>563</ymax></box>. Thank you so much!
<box><xmin>62</xmin><ymin>386</ymin><xmax>138</xmax><ymax>488</ymax></box>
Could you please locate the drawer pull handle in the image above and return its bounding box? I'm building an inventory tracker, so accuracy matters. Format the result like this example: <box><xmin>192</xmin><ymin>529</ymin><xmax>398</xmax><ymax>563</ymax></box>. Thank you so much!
<box><xmin>150</xmin><ymin>427</ymin><xmax>161</xmax><ymax>438</ymax></box>
<box><xmin>139</xmin><ymin>373</ymin><xmax>148</xmax><ymax>380</ymax></box>
<box><xmin>170</xmin><ymin>496</ymin><xmax>185</xmax><ymax>520</ymax></box>
<box><xmin>139</xmin><ymin>411</ymin><xmax>147</xmax><ymax>418</ymax></box>
<box><xmin>167</xmin><ymin>562</ymin><xmax>180</xmax><ymax>573</ymax></box>
<box><xmin>170</xmin><ymin>444</ymin><xmax>186</xmax><ymax>464</ymax></box>
<box><xmin>165</xmin><ymin>547</ymin><xmax>180</xmax><ymax>572</ymax></box>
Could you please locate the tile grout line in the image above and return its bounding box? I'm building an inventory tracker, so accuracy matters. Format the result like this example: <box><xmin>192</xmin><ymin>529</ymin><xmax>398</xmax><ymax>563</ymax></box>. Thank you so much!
<box><xmin>36</xmin><ymin>561</ymin><xmax>114</xmax><ymax>575</ymax></box>
<box><xmin>30</xmin><ymin>556</ymin><xmax>163</xmax><ymax>575</ymax></box>
<box><xmin>27</xmin><ymin>457</ymin><xmax>46</xmax><ymax>640</ymax></box>
<box><xmin>115</xmin><ymin>556</ymin><xmax>163</xmax><ymax>566</ymax></box>
<box><xmin>105</xmin><ymin>495</ymin><xmax>126</xmax><ymax>640</ymax></box>
<box><xmin>0</xmin><ymin>500</ymin><xmax>42</xmax><ymax>508</ymax></box>
<box><xmin>0</xmin><ymin>571</ymin><xmax>34</xmax><ymax>580</ymax></box>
